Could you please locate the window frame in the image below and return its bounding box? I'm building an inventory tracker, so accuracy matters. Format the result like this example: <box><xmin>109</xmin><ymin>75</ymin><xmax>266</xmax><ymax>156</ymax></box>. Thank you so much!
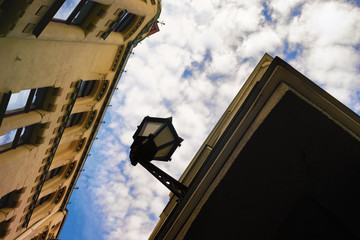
<box><xmin>44</xmin><ymin>166</ymin><xmax>64</xmax><ymax>182</ymax></box>
<box><xmin>52</xmin><ymin>0</ymin><xmax>96</xmax><ymax>26</ymax></box>
<box><xmin>113</xmin><ymin>12</ymin><xmax>136</xmax><ymax>32</ymax></box>
<box><xmin>0</xmin><ymin>87</ymin><xmax>48</xmax><ymax>153</ymax></box>
<box><xmin>0</xmin><ymin>124</ymin><xmax>37</xmax><ymax>154</ymax></box>
<box><xmin>66</xmin><ymin>112</ymin><xmax>84</xmax><ymax>128</ymax></box>
<box><xmin>77</xmin><ymin>80</ymin><xmax>96</xmax><ymax>98</ymax></box>
<box><xmin>101</xmin><ymin>10</ymin><xmax>137</xmax><ymax>40</ymax></box>
<box><xmin>34</xmin><ymin>193</ymin><xmax>54</xmax><ymax>209</ymax></box>
<box><xmin>67</xmin><ymin>0</ymin><xmax>95</xmax><ymax>25</ymax></box>
<box><xmin>0</xmin><ymin>87</ymin><xmax>48</xmax><ymax>126</ymax></box>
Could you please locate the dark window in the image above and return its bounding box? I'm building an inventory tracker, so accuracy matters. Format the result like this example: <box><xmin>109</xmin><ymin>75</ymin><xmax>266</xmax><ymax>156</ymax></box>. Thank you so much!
<box><xmin>0</xmin><ymin>124</ymin><xmax>36</xmax><ymax>153</ymax></box>
<box><xmin>44</xmin><ymin>166</ymin><xmax>63</xmax><ymax>181</ymax></box>
<box><xmin>54</xmin><ymin>0</ymin><xmax>96</xmax><ymax>26</ymax></box>
<box><xmin>114</xmin><ymin>12</ymin><xmax>135</xmax><ymax>32</ymax></box>
<box><xmin>34</xmin><ymin>193</ymin><xmax>54</xmax><ymax>209</ymax></box>
<box><xmin>77</xmin><ymin>80</ymin><xmax>95</xmax><ymax>97</ymax></box>
<box><xmin>71</xmin><ymin>1</ymin><xmax>95</xmax><ymax>25</ymax></box>
<box><xmin>30</xmin><ymin>230</ymin><xmax>48</xmax><ymax>240</ymax></box>
<box><xmin>32</xmin><ymin>88</ymin><xmax>48</xmax><ymax>110</ymax></box>
<box><xmin>66</xmin><ymin>112</ymin><xmax>83</xmax><ymax>128</ymax></box>
<box><xmin>0</xmin><ymin>189</ymin><xmax>22</xmax><ymax>209</ymax></box>
<box><xmin>40</xmin><ymin>230</ymin><xmax>48</xmax><ymax>240</ymax></box>
<box><xmin>0</xmin><ymin>218</ymin><xmax>12</xmax><ymax>238</ymax></box>
<box><xmin>101</xmin><ymin>11</ymin><xmax>136</xmax><ymax>40</ymax></box>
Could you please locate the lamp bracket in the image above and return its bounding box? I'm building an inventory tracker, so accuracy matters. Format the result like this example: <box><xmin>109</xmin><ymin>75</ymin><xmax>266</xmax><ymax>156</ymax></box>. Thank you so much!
<box><xmin>139</xmin><ymin>160</ymin><xmax>188</xmax><ymax>200</ymax></box>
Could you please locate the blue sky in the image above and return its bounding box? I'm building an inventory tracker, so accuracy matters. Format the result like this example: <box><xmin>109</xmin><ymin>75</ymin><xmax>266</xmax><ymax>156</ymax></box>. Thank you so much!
<box><xmin>59</xmin><ymin>0</ymin><xmax>360</xmax><ymax>239</ymax></box>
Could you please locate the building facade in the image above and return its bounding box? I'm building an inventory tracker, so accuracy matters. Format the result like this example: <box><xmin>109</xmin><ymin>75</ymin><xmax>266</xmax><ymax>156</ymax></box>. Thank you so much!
<box><xmin>150</xmin><ymin>54</ymin><xmax>360</xmax><ymax>239</ymax></box>
<box><xmin>0</xmin><ymin>0</ymin><xmax>160</xmax><ymax>239</ymax></box>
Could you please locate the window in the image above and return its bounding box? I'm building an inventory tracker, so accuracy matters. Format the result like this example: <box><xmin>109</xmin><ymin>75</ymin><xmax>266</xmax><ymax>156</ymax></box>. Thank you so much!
<box><xmin>53</xmin><ymin>0</ymin><xmax>82</xmax><ymax>21</ymax></box>
<box><xmin>30</xmin><ymin>230</ymin><xmax>48</xmax><ymax>240</ymax></box>
<box><xmin>0</xmin><ymin>190</ymin><xmax>20</xmax><ymax>236</ymax></box>
<box><xmin>0</xmin><ymin>87</ymin><xmax>47</xmax><ymax>119</ymax></box>
<box><xmin>70</xmin><ymin>1</ymin><xmax>96</xmax><ymax>25</ymax></box>
<box><xmin>0</xmin><ymin>189</ymin><xmax>22</xmax><ymax>209</ymax></box>
<box><xmin>6</xmin><ymin>89</ymin><xmax>31</xmax><ymax>113</ymax></box>
<box><xmin>0</xmin><ymin>218</ymin><xmax>12</xmax><ymax>238</ymax></box>
<box><xmin>66</xmin><ymin>112</ymin><xmax>83</xmax><ymax>128</ymax></box>
<box><xmin>0</xmin><ymin>129</ymin><xmax>17</xmax><ymax>153</ymax></box>
<box><xmin>101</xmin><ymin>10</ymin><xmax>136</xmax><ymax>39</ymax></box>
<box><xmin>0</xmin><ymin>124</ymin><xmax>36</xmax><ymax>153</ymax></box>
<box><xmin>0</xmin><ymin>88</ymin><xmax>48</xmax><ymax>152</ymax></box>
<box><xmin>114</xmin><ymin>12</ymin><xmax>135</xmax><ymax>32</ymax></box>
<box><xmin>44</xmin><ymin>166</ymin><xmax>63</xmax><ymax>181</ymax></box>
<box><xmin>34</xmin><ymin>193</ymin><xmax>54</xmax><ymax>209</ymax></box>
<box><xmin>77</xmin><ymin>80</ymin><xmax>95</xmax><ymax>98</ymax></box>
<box><xmin>54</xmin><ymin>0</ymin><xmax>96</xmax><ymax>26</ymax></box>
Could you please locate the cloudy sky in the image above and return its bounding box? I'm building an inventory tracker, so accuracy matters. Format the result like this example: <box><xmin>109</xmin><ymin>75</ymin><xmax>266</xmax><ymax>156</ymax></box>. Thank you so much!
<box><xmin>59</xmin><ymin>0</ymin><xmax>360</xmax><ymax>239</ymax></box>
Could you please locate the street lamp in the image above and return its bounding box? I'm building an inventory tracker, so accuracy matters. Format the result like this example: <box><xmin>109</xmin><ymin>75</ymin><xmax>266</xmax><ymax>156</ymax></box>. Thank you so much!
<box><xmin>130</xmin><ymin>116</ymin><xmax>188</xmax><ymax>200</ymax></box>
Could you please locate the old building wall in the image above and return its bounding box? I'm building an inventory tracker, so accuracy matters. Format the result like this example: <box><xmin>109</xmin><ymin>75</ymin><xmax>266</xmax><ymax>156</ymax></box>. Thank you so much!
<box><xmin>0</xmin><ymin>0</ymin><xmax>160</xmax><ymax>239</ymax></box>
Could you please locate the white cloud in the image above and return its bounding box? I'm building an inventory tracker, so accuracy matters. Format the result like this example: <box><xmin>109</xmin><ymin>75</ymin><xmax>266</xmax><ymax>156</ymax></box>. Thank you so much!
<box><xmin>75</xmin><ymin>0</ymin><xmax>360</xmax><ymax>239</ymax></box>
<box><xmin>288</xmin><ymin>1</ymin><xmax>360</xmax><ymax>47</ymax></box>
<box><xmin>287</xmin><ymin>1</ymin><xmax>360</xmax><ymax>105</ymax></box>
<box><xmin>239</xmin><ymin>27</ymin><xmax>283</xmax><ymax>59</ymax></box>
<box><xmin>269</xmin><ymin>0</ymin><xmax>304</xmax><ymax>21</ymax></box>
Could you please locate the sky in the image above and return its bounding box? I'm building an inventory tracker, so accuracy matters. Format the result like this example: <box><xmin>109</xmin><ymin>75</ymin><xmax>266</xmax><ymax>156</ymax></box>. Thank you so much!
<box><xmin>59</xmin><ymin>0</ymin><xmax>360</xmax><ymax>239</ymax></box>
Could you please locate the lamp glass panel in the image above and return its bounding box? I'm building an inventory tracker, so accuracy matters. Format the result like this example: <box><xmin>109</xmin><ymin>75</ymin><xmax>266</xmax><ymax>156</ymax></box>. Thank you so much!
<box><xmin>153</xmin><ymin>126</ymin><xmax>174</xmax><ymax>147</ymax></box>
<box><xmin>139</xmin><ymin>121</ymin><xmax>163</xmax><ymax>137</ymax></box>
<box><xmin>154</xmin><ymin>145</ymin><xmax>173</xmax><ymax>159</ymax></box>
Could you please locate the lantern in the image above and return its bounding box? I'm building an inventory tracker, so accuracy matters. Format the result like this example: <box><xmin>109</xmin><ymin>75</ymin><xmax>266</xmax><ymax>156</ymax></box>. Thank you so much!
<box><xmin>129</xmin><ymin>116</ymin><xmax>187</xmax><ymax>199</ymax></box>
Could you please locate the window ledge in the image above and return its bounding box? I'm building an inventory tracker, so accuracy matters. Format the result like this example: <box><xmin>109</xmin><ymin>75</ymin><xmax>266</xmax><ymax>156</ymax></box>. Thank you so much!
<box><xmin>0</xmin><ymin>208</ymin><xmax>15</xmax><ymax>221</ymax></box>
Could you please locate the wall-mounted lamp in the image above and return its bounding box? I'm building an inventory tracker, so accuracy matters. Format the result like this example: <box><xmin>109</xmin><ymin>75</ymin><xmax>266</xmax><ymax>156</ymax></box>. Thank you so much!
<box><xmin>130</xmin><ymin>116</ymin><xmax>187</xmax><ymax>200</ymax></box>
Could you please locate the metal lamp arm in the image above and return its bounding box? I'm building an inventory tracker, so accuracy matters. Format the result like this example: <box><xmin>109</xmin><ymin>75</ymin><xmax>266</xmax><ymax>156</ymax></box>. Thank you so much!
<box><xmin>139</xmin><ymin>160</ymin><xmax>188</xmax><ymax>200</ymax></box>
